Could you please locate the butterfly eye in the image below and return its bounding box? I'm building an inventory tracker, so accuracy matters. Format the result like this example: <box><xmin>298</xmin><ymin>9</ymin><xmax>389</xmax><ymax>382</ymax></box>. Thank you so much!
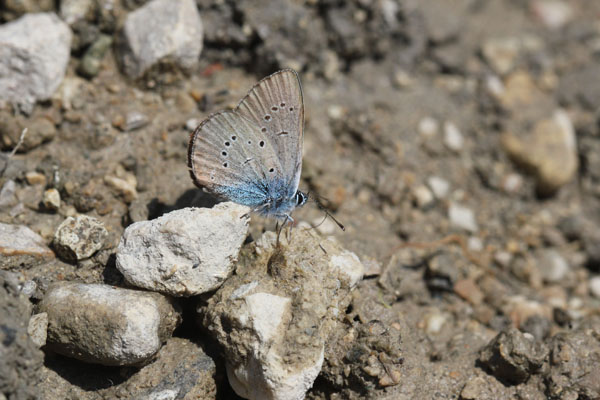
<box><xmin>259</xmin><ymin>141</ymin><xmax>265</xmax><ymax>147</ymax></box>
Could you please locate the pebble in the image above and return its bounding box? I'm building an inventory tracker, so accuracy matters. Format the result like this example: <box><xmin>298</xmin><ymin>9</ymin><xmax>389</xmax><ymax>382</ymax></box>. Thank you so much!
<box><xmin>25</xmin><ymin>171</ymin><xmax>47</xmax><ymax>186</ymax></box>
<box><xmin>589</xmin><ymin>276</ymin><xmax>600</xmax><ymax>299</ymax></box>
<box><xmin>185</xmin><ymin>118</ymin><xmax>201</xmax><ymax>131</ymax></box>
<box><xmin>59</xmin><ymin>0</ymin><xmax>96</xmax><ymax>25</ymax></box>
<box><xmin>115</xmin><ymin>0</ymin><xmax>203</xmax><ymax>78</ymax></box>
<box><xmin>0</xmin><ymin>223</ymin><xmax>54</xmax><ymax>268</ymax></box>
<box><xmin>481</xmin><ymin>37</ymin><xmax>520</xmax><ymax>75</ymax></box>
<box><xmin>78</xmin><ymin>34</ymin><xmax>112</xmax><ymax>78</ymax></box>
<box><xmin>42</xmin><ymin>188</ymin><xmax>61</xmax><ymax>211</ymax></box>
<box><xmin>413</xmin><ymin>184</ymin><xmax>434</xmax><ymax>208</ymax></box>
<box><xmin>443</xmin><ymin>121</ymin><xmax>464</xmax><ymax>152</ymax></box>
<box><xmin>449</xmin><ymin>203</ymin><xmax>478</xmax><ymax>232</ymax></box>
<box><xmin>538</xmin><ymin>249</ymin><xmax>569</xmax><ymax>283</ymax></box>
<box><xmin>27</xmin><ymin>312</ymin><xmax>48</xmax><ymax>348</ymax></box>
<box><xmin>531</xmin><ymin>0</ymin><xmax>573</xmax><ymax>30</ymax></box>
<box><xmin>418</xmin><ymin>116</ymin><xmax>439</xmax><ymax>138</ymax></box>
<box><xmin>53</xmin><ymin>215</ymin><xmax>108</xmax><ymax>262</ymax></box>
<box><xmin>501</xmin><ymin>110</ymin><xmax>577</xmax><ymax>195</ymax></box>
<box><xmin>427</xmin><ymin>176</ymin><xmax>450</xmax><ymax>199</ymax></box>
<box><xmin>117</xmin><ymin>203</ymin><xmax>250</xmax><ymax>296</ymax></box>
<box><xmin>501</xmin><ymin>172</ymin><xmax>524</xmax><ymax>194</ymax></box>
<box><xmin>0</xmin><ymin>13</ymin><xmax>72</xmax><ymax>112</ymax></box>
<box><xmin>38</xmin><ymin>282</ymin><xmax>181</xmax><ymax>366</ymax></box>
<box><xmin>454</xmin><ymin>278</ymin><xmax>484</xmax><ymax>305</ymax></box>
<box><xmin>423</xmin><ymin>311</ymin><xmax>448</xmax><ymax>335</ymax></box>
<box><xmin>104</xmin><ymin>174</ymin><xmax>138</xmax><ymax>203</ymax></box>
<box><xmin>0</xmin><ymin>179</ymin><xmax>18</xmax><ymax>209</ymax></box>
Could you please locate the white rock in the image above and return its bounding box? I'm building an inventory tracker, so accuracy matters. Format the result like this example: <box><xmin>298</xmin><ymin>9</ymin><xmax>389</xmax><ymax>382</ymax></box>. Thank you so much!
<box><xmin>0</xmin><ymin>13</ymin><xmax>72</xmax><ymax>112</ymax></box>
<box><xmin>589</xmin><ymin>276</ymin><xmax>600</xmax><ymax>299</ymax></box>
<box><xmin>531</xmin><ymin>0</ymin><xmax>573</xmax><ymax>30</ymax></box>
<box><xmin>418</xmin><ymin>116</ymin><xmax>439</xmax><ymax>138</ymax></box>
<box><xmin>59</xmin><ymin>0</ymin><xmax>95</xmax><ymax>25</ymax></box>
<box><xmin>116</xmin><ymin>0</ymin><xmax>203</xmax><ymax>78</ymax></box>
<box><xmin>427</xmin><ymin>176</ymin><xmax>450</xmax><ymax>199</ymax></box>
<box><xmin>116</xmin><ymin>203</ymin><xmax>250</xmax><ymax>296</ymax></box>
<box><xmin>449</xmin><ymin>203</ymin><xmax>478</xmax><ymax>232</ymax></box>
<box><xmin>42</xmin><ymin>188</ymin><xmax>60</xmax><ymax>211</ymax></box>
<box><xmin>329</xmin><ymin>250</ymin><xmax>364</xmax><ymax>288</ymax></box>
<box><xmin>53</xmin><ymin>215</ymin><xmax>108</xmax><ymax>262</ymax></box>
<box><xmin>413</xmin><ymin>184</ymin><xmax>434</xmax><ymax>208</ymax></box>
<box><xmin>538</xmin><ymin>249</ymin><xmax>569</xmax><ymax>283</ymax></box>
<box><xmin>443</xmin><ymin>121</ymin><xmax>464</xmax><ymax>151</ymax></box>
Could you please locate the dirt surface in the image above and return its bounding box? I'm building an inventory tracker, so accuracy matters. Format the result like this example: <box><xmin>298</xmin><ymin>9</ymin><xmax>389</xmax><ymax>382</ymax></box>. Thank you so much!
<box><xmin>2</xmin><ymin>0</ymin><xmax>600</xmax><ymax>399</ymax></box>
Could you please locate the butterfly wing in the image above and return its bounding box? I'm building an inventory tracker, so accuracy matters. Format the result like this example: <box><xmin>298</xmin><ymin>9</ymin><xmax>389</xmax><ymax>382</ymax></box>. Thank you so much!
<box><xmin>188</xmin><ymin>110</ymin><xmax>285</xmax><ymax>208</ymax></box>
<box><xmin>235</xmin><ymin>69</ymin><xmax>304</xmax><ymax>193</ymax></box>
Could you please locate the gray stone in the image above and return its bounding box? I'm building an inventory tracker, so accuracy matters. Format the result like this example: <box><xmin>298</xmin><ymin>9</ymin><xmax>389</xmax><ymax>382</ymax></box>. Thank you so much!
<box><xmin>78</xmin><ymin>34</ymin><xmax>112</xmax><ymax>78</ymax></box>
<box><xmin>0</xmin><ymin>13</ymin><xmax>72</xmax><ymax>112</ymax></box>
<box><xmin>0</xmin><ymin>179</ymin><xmax>18</xmax><ymax>209</ymax></box>
<box><xmin>538</xmin><ymin>249</ymin><xmax>569</xmax><ymax>283</ymax></box>
<box><xmin>116</xmin><ymin>0</ymin><xmax>203</xmax><ymax>78</ymax></box>
<box><xmin>427</xmin><ymin>176</ymin><xmax>450</xmax><ymax>199</ymax></box>
<box><xmin>117</xmin><ymin>203</ymin><xmax>250</xmax><ymax>296</ymax></box>
<box><xmin>27</xmin><ymin>312</ymin><xmax>48</xmax><ymax>348</ymax></box>
<box><xmin>479</xmin><ymin>328</ymin><xmax>547</xmax><ymax>384</ymax></box>
<box><xmin>0</xmin><ymin>223</ymin><xmax>54</xmax><ymax>269</ymax></box>
<box><xmin>59</xmin><ymin>0</ymin><xmax>96</xmax><ymax>25</ymax></box>
<box><xmin>38</xmin><ymin>282</ymin><xmax>182</xmax><ymax>366</ymax></box>
<box><xmin>52</xmin><ymin>215</ymin><xmax>108</xmax><ymax>262</ymax></box>
<box><xmin>202</xmin><ymin>228</ymin><xmax>363</xmax><ymax>400</ymax></box>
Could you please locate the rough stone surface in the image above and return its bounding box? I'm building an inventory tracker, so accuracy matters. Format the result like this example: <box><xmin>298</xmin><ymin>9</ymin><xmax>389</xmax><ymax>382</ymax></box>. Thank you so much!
<box><xmin>479</xmin><ymin>328</ymin><xmax>548</xmax><ymax>384</ymax></box>
<box><xmin>27</xmin><ymin>312</ymin><xmax>48</xmax><ymax>348</ymax></box>
<box><xmin>501</xmin><ymin>110</ymin><xmax>577</xmax><ymax>195</ymax></box>
<box><xmin>202</xmin><ymin>228</ymin><xmax>364</xmax><ymax>400</ymax></box>
<box><xmin>52</xmin><ymin>215</ymin><xmax>108</xmax><ymax>262</ymax></box>
<box><xmin>38</xmin><ymin>282</ymin><xmax>182</xmax><ymax>366</ymax></box>
<box><xmin>0</xmin><ymin>222</ymin><xmax>54</xmax><ymax>269</ymax></box>
<box><xmin>116</xmin><ymin>203</ymin><xmax>250</xmax><ymax>296</ymax></box>
<box><xmin>0</xmin><ymin>271</ymin><xmax>44</xmax><ymax>400</ymax></box>
<box><xmin>0</xmin><ymin>13</ymin><xmax>72</xmax><ymax>112</ymax></box>
<box><xmin>115</xmin><ymin>0</ymin><xmax>203</xmax><ymax>78</ymax></box>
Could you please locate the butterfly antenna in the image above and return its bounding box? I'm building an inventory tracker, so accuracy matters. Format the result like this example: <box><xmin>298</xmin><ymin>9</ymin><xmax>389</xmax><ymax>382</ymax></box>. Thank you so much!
<box><xmin>308</xmin><ymin>192</ymin><xmax>345</xmax><ymax>231</ymax></box>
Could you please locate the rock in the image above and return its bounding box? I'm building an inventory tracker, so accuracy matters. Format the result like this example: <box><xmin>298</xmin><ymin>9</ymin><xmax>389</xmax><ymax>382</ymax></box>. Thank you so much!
<box><xmin>423</xmin><ymin>311</ymin><xmax>448</xmax><ymax>335</ymax></box>
<box><xmin>413</xmin><ymin>184</ymin><xmax>434</xmax><ymax>208</ymax></box>
<box><xmin>202</xmin><ymin>229</ymin><xmax>364</xmax><ymax>400</ymax></box>
<box><xmin>117</xmin><ymin>203</ymin><xmax>249</xmax><ymax>296</ymax></box>
<box><xmin>427</xmin><ymin>176</ymin><xmax>450</xmax><ymax>199</ymax></box>
<box><xmin>38</xmin><ymin>282</ymin><xmax>182</xmax><ymax>366</ymax></box>
<box><xmin>52</xmin><ymin>215</ymin><xmax>108</xmax><ymax>262</ymax></box>
<box><xmin>78</xmin><ymin>34</ymin><xmax>112</xmax><ymax>78</ymax></box>
<box><xmin>479</xmin><ymin>328</ymin><xmax>547</xmax><ymax>384</ymax></box>
<box><xmin>531</xmin><ymin>0</ymin><xmax>573</xmax><ymax>30</ymax></box>
<box><xmin>481</xmin><ymin>37</ymin><xmax>521</xmax><ymax>75</ymax></box>
<box><xmin>114</xmin><ymin>111</ymin><xmax>150</xmax><ymax>132</ymax></box>
<box><xmin>589</xmin><ymin>276</ymin><xmax>600</xmax><ymax>299</ymax></box>
<box><xmin>0</xmin><ymin>223</ymin><xmax>54</xmax><ymax>269</ymax></box>
<box><xmin>115</xmin><ymin>0</ymin><xmax>203</xmax><ymax>78</ymax></box>
<box><xmin>454</xmin><ymin>278</ymin><xmax>484</xmax><ymax>306</ymax></box>
<box><xmin>418</xmin><ymin>116</ymin><xmax>439</xmax><ymax>138</ymax></box>
<box><xmin>42</xmin><ymin>188</ymin><xmax>61</xmax><ymax>211</ymax></box>
<box><xmin>59</xmin><ymin>0</ymin><xmax>96</xmax><ymax>25</ymax></box>
<box><xmin>501</xmin><ymin>110</ymin><xmax>577</xmax><ymax>195</ymax></box>
<box><xmin>0</xmin><ymin>13</ymin><xmax>72</xmax><ymax>112</ymax></box>
<box><xmin>449</xmin><ymin>203</ymin><xmax>478</xmax><ymax>232</ymax></box>
<box><xmin>0</xmin><ymin>179</ymin><xmax>18</xmax><ymax>209</ymax></box>
<box><xmin>27</xmin><ymin>312</ymin><xmax>48</xmax><ymax>348</ymax></box>
<box><xmin>104</xmin><ymin>174</ymin><xmax>138</xmax><ymax>203</ymax></box>
<box><xmin>25</xmin><ymin>171</ymin><xmax>47</xmax><ymax>186</ymax></box>
<box><xmin>0</xmin><ymin>271</ymin><xmax>44</xmax><ymax>399</ymax></box>
<box><xmin>501</xmin><ymin>172</ymin><xmax>524</xmax><ymax>194</ymax></box>
<box><xmin>537</xmin><ymin>249</ymin><xmax>569</xmax><ymax>283</ymax></box>
<box><xmin>443</xmin><ymin>121</ymin><xmax>464</xmax><ymax>152</ymax></box>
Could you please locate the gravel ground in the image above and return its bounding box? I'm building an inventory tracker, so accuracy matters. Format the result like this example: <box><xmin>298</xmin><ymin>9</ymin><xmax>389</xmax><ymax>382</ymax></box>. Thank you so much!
<box><xmin>1</xmin><ymin>0</ymin><xmax>600</xmax><ymax>399</ymax></box>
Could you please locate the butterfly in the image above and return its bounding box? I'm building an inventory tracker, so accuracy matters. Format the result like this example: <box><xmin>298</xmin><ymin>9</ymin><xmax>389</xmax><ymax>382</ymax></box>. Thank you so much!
<box><xmin>187</xmin><ymin>69</ymin><xmax>308</xmax><ymax>226</ymax></box>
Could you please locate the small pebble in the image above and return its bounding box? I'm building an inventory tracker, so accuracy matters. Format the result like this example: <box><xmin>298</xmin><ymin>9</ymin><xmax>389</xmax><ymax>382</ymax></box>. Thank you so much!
<box><xmin>427</xmin><ymin>176</ymin><xmax>450</xmax><ymax>199</ymax></box>
<box><xmin>25</xmin><ymin>171</ymin><xmax>47</xmax><ymax>186</ymax></box>
<box><xmin>27</xmin><ymin>312</ymin><xmax>48</xmax><ymax>348</ymax></box>
<box><xmin>449</xmin><ymin>203</ymin><xmax>478</xmax><ymax>232</ymax></box>
<box><xmin>413</xmin><ymin>184</ymin><xmax>434</xmax><ymax>208</ymax></box>
<box><xmin>443</xmin><ymin>121</ymin><xmax>464</xmax><ymax>152</ymax></box>
<box><xmin>501</xmin><ymin>173</ymin><xmax>524</xmax><ymax>193</ymax></box>
<box><xmin>538</xmin><ymin>249</ymin><xmax>569</xmax><ymax>283</ymax></box>
<box><xmin>589</xmin><ymin>276</ymin><xmax>600</xmax><ymax>299</ymax></box>
<box><xmin>418</xmin><ymin>117</ymin><xmax>439</xmax><ymax>138</ymax></box>
<box><xmin>185</xmin><ymin>118</ymin><xmax>200</xmax><ymax>131</ymax></box>
<box><xmin>42</xmin><ymin>188</ymin><xmax>60</xmax><ymax>211</ymax></box>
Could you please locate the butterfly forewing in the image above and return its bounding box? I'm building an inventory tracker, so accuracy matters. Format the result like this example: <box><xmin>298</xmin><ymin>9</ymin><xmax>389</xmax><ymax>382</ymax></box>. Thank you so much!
<box><xmin>236</xmin><ymin>69</ymin><xmax>304</xmax><ymax>191</ymax></box>
<box><xmin>188</xmin><ymin>110</ymin><xmax>284</xmax><ymax>206</ymax></box>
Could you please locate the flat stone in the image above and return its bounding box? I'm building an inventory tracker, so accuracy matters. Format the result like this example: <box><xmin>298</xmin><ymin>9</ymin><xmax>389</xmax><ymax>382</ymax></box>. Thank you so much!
<box><xmin>115</xmin><ymin>0</ymin><xmax>203</xmax><ymax>78</ymax></box>
<box><xmin>38</xmin><ymin>282</ymin><xmax>182</xmax><ymax>366</ymax></box>
<box><xmin>448</xmin><ymin>203</ymin><xmax>478</xmax><ymax>232</ymax></box>
<box><xmin>0</xmin><ymin>13</ymin><xmax>72</xmax><ymax>112</ymax></box>
<box><xmin>0</xmin><ymin>223</ymin><xmax>54</xmax><ymax>269</ymax></box>
<box><xmin>116</xmin><ymin>203</ymin><xmax>250</xmax><ymax>296</ymax></box>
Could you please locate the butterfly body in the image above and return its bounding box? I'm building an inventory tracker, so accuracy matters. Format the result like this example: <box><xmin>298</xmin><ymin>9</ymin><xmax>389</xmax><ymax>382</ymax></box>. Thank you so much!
<box><xmin>188</xmin><ymin>69</ymin><xmax>306</xmax><ymax>221</ymax></box>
